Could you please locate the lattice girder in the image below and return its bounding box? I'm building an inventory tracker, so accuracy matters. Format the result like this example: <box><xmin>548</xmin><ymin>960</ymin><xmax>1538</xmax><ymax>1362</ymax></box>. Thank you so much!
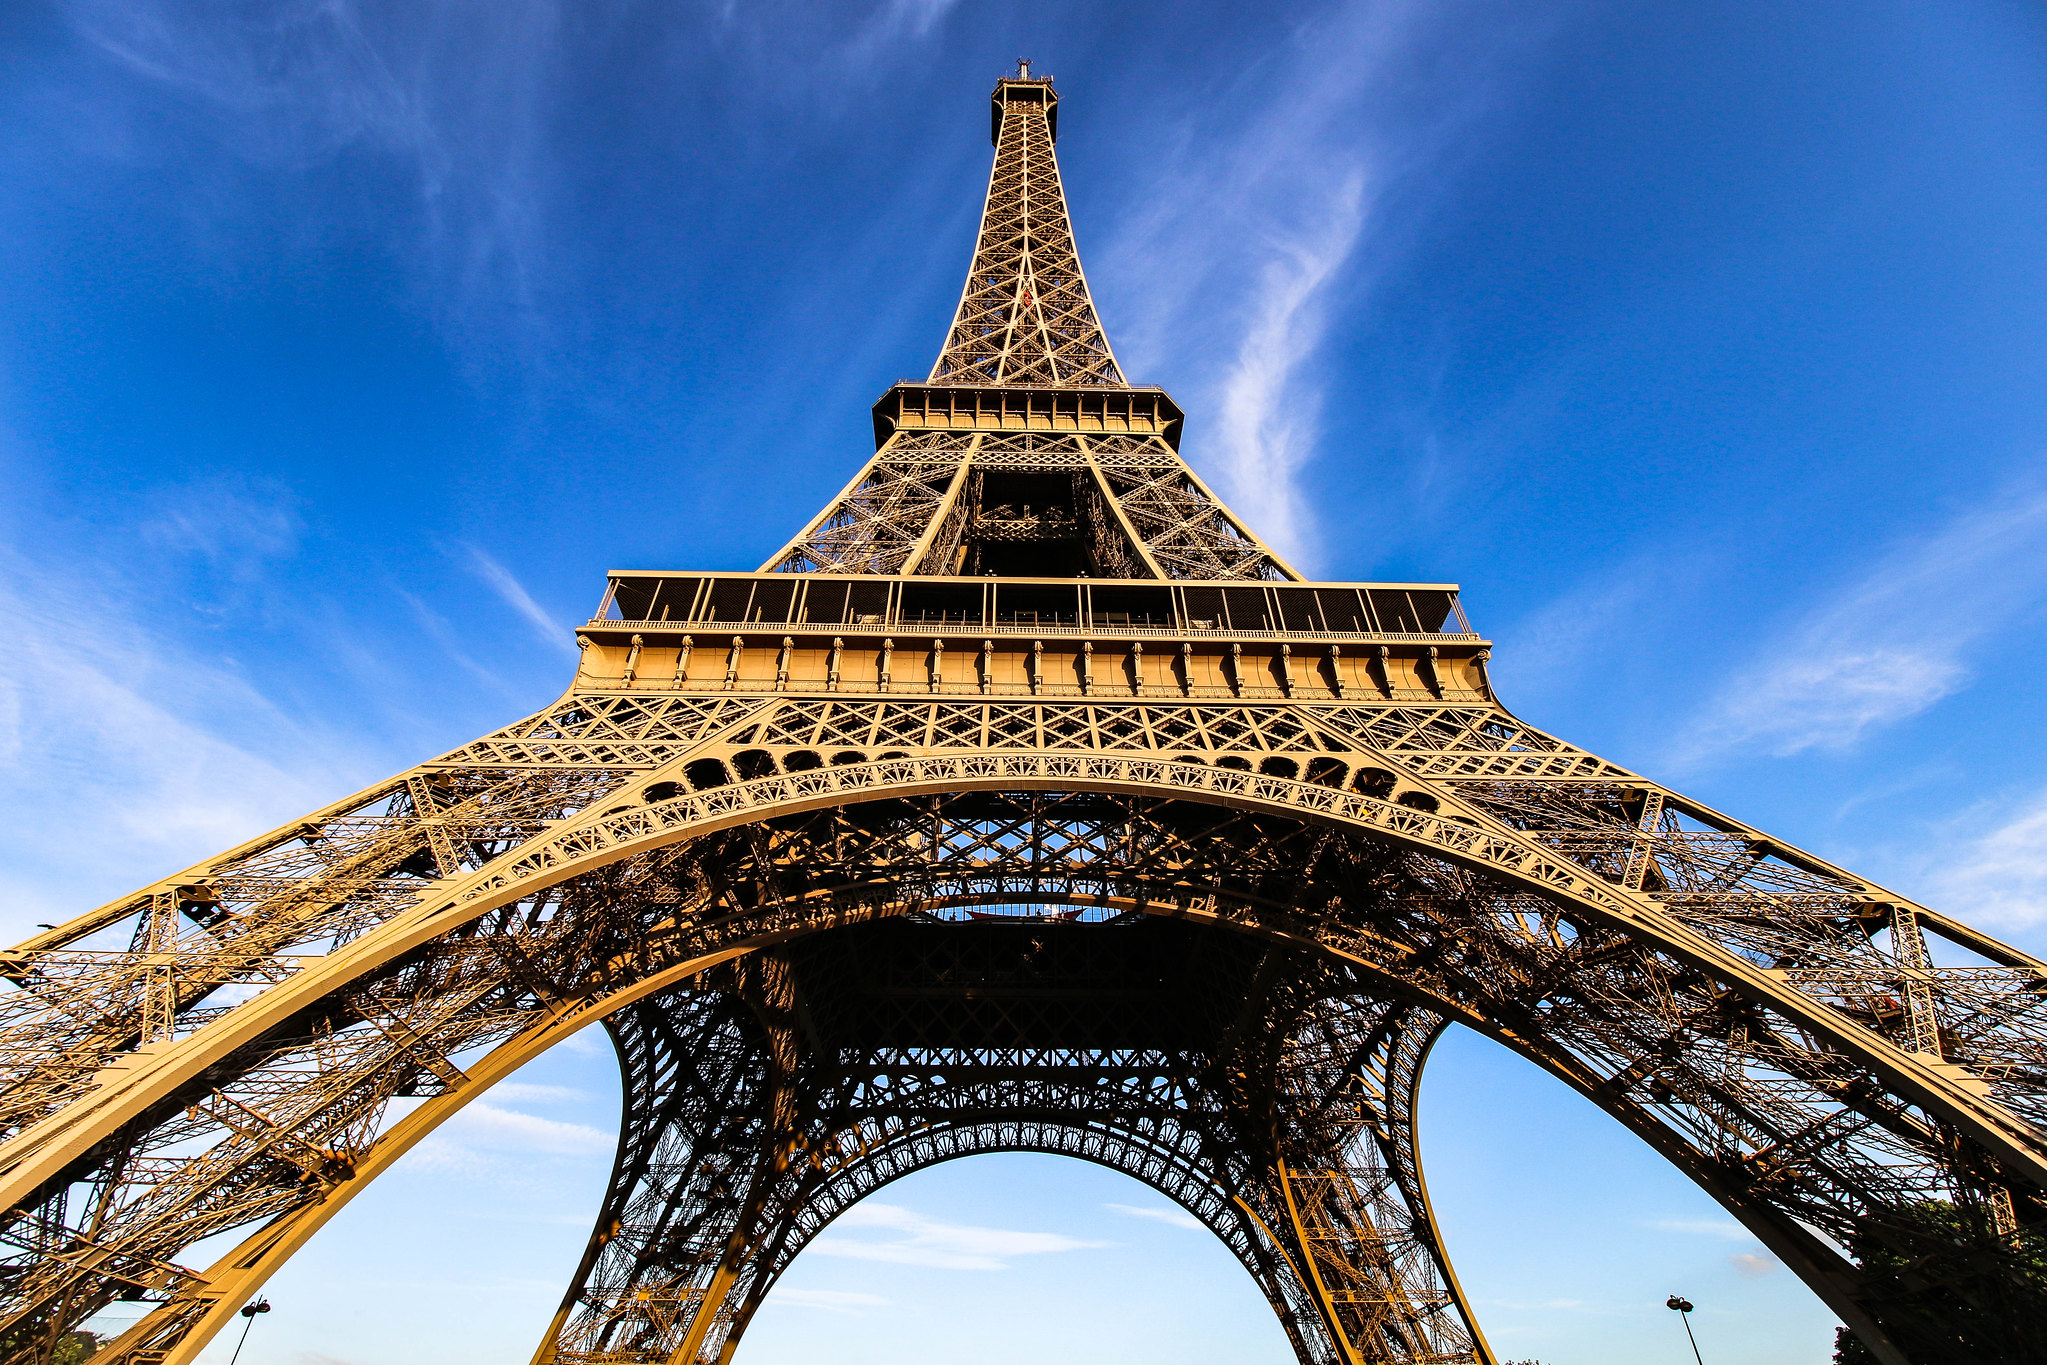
<box><xmin>758</xmin><ymin>72</ymin><xmax>1299</xmax><ymax>582</ymax></box>
<box><xmin>929</xmin><ymin>78</ymin><xmax>1120</xmax><ymax>389</ymax></box>
<box><xmin>7</xmin><ymin>727</ymin><xmax>2043</xmax><ymax>1365</ymax></box>
<box><xmin>532</xmin><ymin>942</ymin><xmax>1486</xmax><ymax>1365</ymax></box>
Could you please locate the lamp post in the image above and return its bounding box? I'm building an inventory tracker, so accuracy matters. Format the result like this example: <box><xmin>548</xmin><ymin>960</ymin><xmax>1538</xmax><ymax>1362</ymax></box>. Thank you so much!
<box><xmin>1665</xmin><ymin>1295</ymin><xmax>1704</xmax><ymax>1365</ymax></box>
<box><xmin>228</xmin><ymin>1297</ymin><xmax>271</xmax><ymax>1365</ymax></box>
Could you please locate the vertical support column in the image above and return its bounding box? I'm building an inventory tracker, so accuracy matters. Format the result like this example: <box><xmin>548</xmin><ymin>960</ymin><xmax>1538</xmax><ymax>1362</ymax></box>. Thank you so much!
<box><xmin>1622</xmin><ymin>790</ymin><xmax>1664</xmax><ymax>893</ymax></box>
<box><xmin>137</xmin><ymin>892</ymin><xmax>179</xmax><ymax>1046</ymax></box>
<box><xmin>405</xmin><ymin>778</ymin><xmax>461</xmax><ymax>879</ymax></box>
<box><xmin>1890</xmin><ymin>907</ymin><xmax>2023</xmax><ymax>1246</ymax></box>
<box><xmin>531</xmin><ymin>980</ymin><xmax>790</xmax><ymax>1365</ymax></box>
<box><xmin>1890</xmin><ymin>905</ymin><xmax>1943</xmax><ymax>1059</ymax></box>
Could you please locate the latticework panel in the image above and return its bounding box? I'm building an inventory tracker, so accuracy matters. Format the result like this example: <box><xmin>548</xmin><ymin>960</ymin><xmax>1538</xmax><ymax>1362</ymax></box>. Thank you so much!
<box><xmin>929</xmin><ymin>80</ymin><xmax>1122</xmax><ymax>389</ymax></box>
<box><xmin>762</xmin><ymin>432</ymin><xmax>970</xmax><ymax>575</ymax></box>
<box><xmin>761</xmin><ymin>430</ymin><xmax>1295</xmax><ymax>581</ymax></box>
<box><xmin>536</xmin><ymin>937</ymin><xmax>1484</xmax><ymax>1365</ymax></box>
<box><xmin>1093</xmin><ymin>435</ymin><xmax>1292</xmax><ymax>580</ymax></box>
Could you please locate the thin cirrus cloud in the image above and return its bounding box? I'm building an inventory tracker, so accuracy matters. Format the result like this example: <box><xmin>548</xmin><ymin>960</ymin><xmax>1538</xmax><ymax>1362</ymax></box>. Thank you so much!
<box><xmin>0</xmin><ymin>545</ymin><xmax>350</xmax><ymax>934</ymax></box>
<box><xmin>1097</xmin><ymin>18</ymin><xmax>1379</xmax><ymax>570</ymax></box>
<box><xmin>1651</xmin><ymin>1218</ymin><xmax>1781</xmax><ymax>1278</ymax></box>
<box><xmin>1105</xmin><ymin>1202</ymin><xmax>1204</xmax><ymax>1231</ymax></box>
<box><xmin>807</xmin><ymin>1202</ymin><xmax>1106</xmax><ymax>1270</ymax></box>
<box><xmin>1675</xmin><ymin>486</ymin><xmax>2047</xmax><ymax>767</ymax></box>
<box><xmin>1915</xmin><ymin>791</ymin><xmax>2047</xmax><ymax>929</ymax></box>
<box><xmin>1649</xmin><ymin>1219</ymin><xmax>1752</xmax><ymax>1239</ymax></box>
<box><xmin>464</xmin><ymin>545</ymin><xmax>579</xmax><ymax>655</ymax></box>
<box><xmin>432</xmin><ymin>1101</ymin><xmax>615</xmax><ymax>1158</ymax></box>
<box><xmin>1099</xmin><ymin>1</ymin><xmax>1551</xmax><ymax>574</ymax></box>
<box><xmin>489</xmin><ymin>1082</ymin><xmax>592</xmax><ymax>1105</ymax></box>
<box><xmin>57</xmin><ymin>0</ymin><xmax>579</xmax><ymax>360</ymax></box>
<box><xmin>55</xmin><ymin>0</ymin><xmax>974</xmax><ymax>364</ymax></box>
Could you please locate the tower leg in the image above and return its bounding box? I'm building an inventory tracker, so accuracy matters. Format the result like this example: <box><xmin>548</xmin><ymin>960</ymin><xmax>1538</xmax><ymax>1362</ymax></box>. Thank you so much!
<box><xmin>533</xmin><ymin>974</ymin><xmax>791</xmax><ymax>1365</ymax></box>
<box><xmin>1251</xmin><ymin>997</ymin><xmax>1491</xmax><ymax>1365</ymax></box>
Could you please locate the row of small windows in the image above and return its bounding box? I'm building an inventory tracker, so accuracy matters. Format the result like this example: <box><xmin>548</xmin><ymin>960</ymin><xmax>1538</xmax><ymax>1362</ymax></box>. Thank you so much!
<box><xmin>647</xmin><ymin>750</ymin><xmax>1438</xmax><ymax>814</ymax></box>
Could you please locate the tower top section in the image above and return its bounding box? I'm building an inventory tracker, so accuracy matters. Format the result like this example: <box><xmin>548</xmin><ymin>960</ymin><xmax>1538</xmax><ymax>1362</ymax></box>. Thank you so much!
<box><xmin>990</xmin><ymin>66</ymin><xmax>1056</xmax><ymax>144</ymax></box>
<box><xmin>757</xmin><ymin>71</ymin><xmax>1304</xmax><ymax>581</ymax></box>
<box><xmin>929</xmin><ymin>66</ymin><xmax>1121</xmax><ymax>389</ymax></box>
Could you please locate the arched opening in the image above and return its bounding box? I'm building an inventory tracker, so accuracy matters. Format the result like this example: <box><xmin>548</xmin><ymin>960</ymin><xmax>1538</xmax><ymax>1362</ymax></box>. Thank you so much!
<box><xmin>741</xmin><ymin>1155</ymin><xmax>1294</xmax><ymax>1365</ymax></box>
<box><xmin>46</xmin><ymin>769</ymin><xmax>2028</xmax><ymax>1365</ymax></box>
<box><xmin>1417</xmin><ymin>1026</ymin><xmax>1846</xmax><ymax>1362</ymax></box>
<box><xmin>1304</xmin><ymin>757</ymin><xmax>1348</xmax><ymax>788</ymax></box>
<box><xmin>1350</xmin><ymin>766</ymin><xmax>1397</xmax><ymax>798</ymax></box>
<box><xmin>685</xmin><ymin>758</ymin><xmax>731</xmax><ymax>790</ymax></box>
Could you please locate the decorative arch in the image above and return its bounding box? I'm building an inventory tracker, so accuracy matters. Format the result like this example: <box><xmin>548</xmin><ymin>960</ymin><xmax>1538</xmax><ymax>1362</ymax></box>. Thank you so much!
<box><xmin>5</xmin><ymin>753</ymin><xmax>2032</xmax><ymax>1365</ymax></box>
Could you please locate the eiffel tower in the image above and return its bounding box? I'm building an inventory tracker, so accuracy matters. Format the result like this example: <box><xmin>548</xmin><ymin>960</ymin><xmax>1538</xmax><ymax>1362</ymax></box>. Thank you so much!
<box><xmin>2</xmin><ymin>66</ymin><xmax>2043</xmax><ymax>1365</ymax></box>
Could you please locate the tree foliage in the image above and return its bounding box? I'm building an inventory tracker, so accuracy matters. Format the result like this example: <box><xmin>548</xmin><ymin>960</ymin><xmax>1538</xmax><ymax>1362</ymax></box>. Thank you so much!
<box><xmin>1833</xmin><ymin>1200</ymin><xmax>2047</xmax><ymax>1364</ymax></box>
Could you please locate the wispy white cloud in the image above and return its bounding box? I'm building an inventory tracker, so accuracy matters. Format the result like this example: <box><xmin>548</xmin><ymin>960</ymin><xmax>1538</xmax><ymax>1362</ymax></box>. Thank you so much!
<box><xmin>1651</xmin><ymin>1217</ymin><xmax>1779</xmax><ymax>1278</ymax></box>
<box><xmin>1650</xmin><ymin>1218</ymin><xmax>1750</xmax><ymax>1240</ymax></box>
<box><xmin>808</xmin><ymin>1202</ymin><xmax>1104</xmax><ymax>1270</ymax></box>
<box><xmin>1678</xmin><ymin>487</ymin><xmax>2047</xmax><ymax>765</ymax></box>
<box><xmin>464</xmin><ymin>546</ymin><xmax>578</xmax><ymax>655</ymax></box>
<box><xmin>1207</xmin><ymin>171</ymin><xmax>1370</xmax><ymax>560</ymax></box>
<box><xmin>140</xmin><ymin>476</ymin><xmax>304</xmax><ymax>595</ymax></box>
<box><xmin>770</xmin><ymin>1288</ymin><xmax>890</xmax><ymax>1314</ymax></box>
<box><xmin>439</xmin><ymin>1101</ymin><xmax>615</xmax><ymax>1156</ymax></box>
<box><xmin>854</xmin><ymin>0</ymin><xmax>962</xmax><ymax>49</ymax></box>
<box><xmin>59</xmin><ymin>0</ymin><xmax>569</xmax><ymax>353</ymax></box>
<box><xmin>1098</xmin><ymin>3</ymin><xmax>1554</xmax><ymax>572</ymax></box>
<box><xmin>490</xmin><ymin>1082</ymin><xmax>592</xmax><ymax>1105</ymax></box>
<box><xmin>1105</xmin><ymin>1202</ymin><xmax>1204</xmax><ymax>1231</ymax></box>
<box><xmin>0</xmin><ymin>540</ymin><xmax>361</xmax><ymax>936</ymax></box>
<box><xmin>1912</xmin><ymin>790</ymin><xmax>2047</xmax><ymax>928</ymax></box>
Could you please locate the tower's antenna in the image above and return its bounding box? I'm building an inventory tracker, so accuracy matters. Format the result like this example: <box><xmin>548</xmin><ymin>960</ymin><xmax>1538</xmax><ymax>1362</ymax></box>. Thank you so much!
<box><xmin>1016</xmin><ymin>56</ymin><xmax>1031</xmax><ymax>79</ymax></box>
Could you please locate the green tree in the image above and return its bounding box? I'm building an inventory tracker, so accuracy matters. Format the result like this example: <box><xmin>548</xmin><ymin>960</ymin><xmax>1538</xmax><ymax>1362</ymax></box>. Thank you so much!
<box><xmin>48</xmin><ymin>1331</ymin><xmax>101</xmax><ymax>1365</ymax></box>
<box><xmin>0</xmin><ymin>1327</ymin><xmax>102</xmax><ymax>1365</ymax></box>
<box><xmin>1831</xmin><ymin>1201</ymin><xmax>2047</xmax><ymax>1363</ymax></box>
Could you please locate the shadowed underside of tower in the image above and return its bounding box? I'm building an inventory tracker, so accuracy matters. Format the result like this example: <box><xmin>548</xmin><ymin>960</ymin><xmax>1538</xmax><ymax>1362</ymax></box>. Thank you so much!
<box><xmin>0</xmin><ymin>67</ymin><xmax>2042</xmax><ymax>1365</ymax></box>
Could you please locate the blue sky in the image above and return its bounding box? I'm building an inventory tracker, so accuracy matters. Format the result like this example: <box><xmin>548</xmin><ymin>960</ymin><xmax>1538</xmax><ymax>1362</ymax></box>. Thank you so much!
<box><xmin>4</xmin><ymin>2</ymin><xmax>2046</xmax><ymax>1363</ymax></box>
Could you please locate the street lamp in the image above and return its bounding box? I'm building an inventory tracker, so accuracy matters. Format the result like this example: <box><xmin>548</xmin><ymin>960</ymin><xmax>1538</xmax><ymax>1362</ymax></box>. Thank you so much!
<box><xmin>228</xmin><ymin>1297</ymin><xmax>271</xmax><ymax>1365</ymax></box>
<box><xmin>1666</xmin><ymin>1294</ymin><xmax>1703</xmax><ymax>1365</ymax></box>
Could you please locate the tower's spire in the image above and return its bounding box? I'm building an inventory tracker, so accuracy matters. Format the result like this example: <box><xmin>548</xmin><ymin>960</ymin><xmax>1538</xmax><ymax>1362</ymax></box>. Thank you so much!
<box><xmin>929</xmin><ymin>71</ymin><xmax>1125</xmax><ymax>388</ymax></box>
<box><xmin>761</xmin><ymin>74</ymin><xmax>1297</xmax><ymax>581</ymax></box>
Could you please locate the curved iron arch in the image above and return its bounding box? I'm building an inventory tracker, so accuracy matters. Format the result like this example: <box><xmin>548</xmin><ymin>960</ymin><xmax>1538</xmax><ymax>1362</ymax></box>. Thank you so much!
<box><xmin>2</xmin><ymin>764</ymin><xmax>2038</xmax><ymax>1365</ymax></box>
<box><xmin>533</xmin><ymin>970</ymin><xmax>1485</xmax><ymax>1365</ymax></box>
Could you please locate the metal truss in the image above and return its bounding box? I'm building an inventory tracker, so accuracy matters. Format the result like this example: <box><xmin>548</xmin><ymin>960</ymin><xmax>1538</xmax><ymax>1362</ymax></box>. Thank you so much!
<box><xmin>929</xmin><ymin>73</ymin><xmax>1122</xmax><ymax>389</ymax></box>
<box><xmin>532</xmin><ymin>932</ymin><xmax>1484</xmax><ymax>1365</ymax></box>
<box><xmin>6</xmin><ymin>712</ymin><xmax>2042</xmax><ymax>1365</ymax></box>
<box><xmin>762</xmin><ymin>75</ymin><xmax>1294</xmax><ymax>582</ymax></box>
<box><xmin>3</xmin><ymin>66</ymin><xmax>2044</xmax><ymax>1365</ymax></box>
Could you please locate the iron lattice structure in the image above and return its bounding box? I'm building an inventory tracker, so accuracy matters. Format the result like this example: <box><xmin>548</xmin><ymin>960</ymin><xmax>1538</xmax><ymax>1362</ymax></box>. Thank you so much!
<box><xmin>1</xmin><ymin>68</ymin><xmax>2043</xmax><ymax>1365</ymax></box>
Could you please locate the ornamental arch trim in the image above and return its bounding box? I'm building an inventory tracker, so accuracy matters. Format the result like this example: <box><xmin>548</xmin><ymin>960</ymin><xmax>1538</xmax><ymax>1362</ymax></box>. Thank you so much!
<box><xmin>10</xmin><ymin>756</ymin><xmax>2039</xmax><ymax>1365</ymax></box>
